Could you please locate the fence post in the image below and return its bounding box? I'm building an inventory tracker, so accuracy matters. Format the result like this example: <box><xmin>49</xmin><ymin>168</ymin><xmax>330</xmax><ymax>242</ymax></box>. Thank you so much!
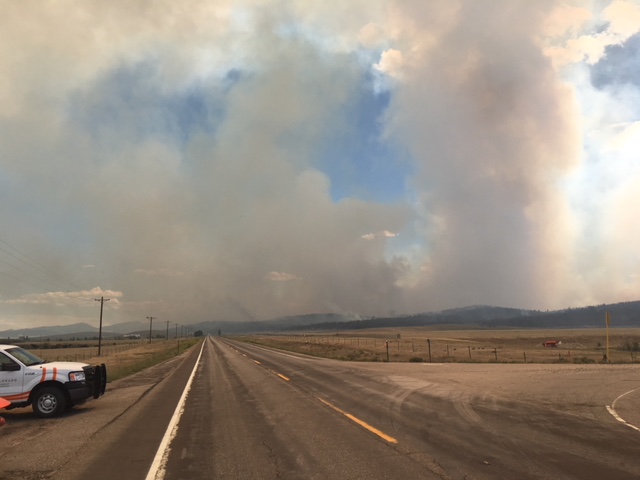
<box><xmin>427</xmin><ymin>339</ymin><xmax>432</xmax><ymax>363</ymax></box>
<box><xmin>468</xmin><ymin>346</ymin><xmax>471</xmax><ymax>359</ymax></box>
<box><xmin>523</xmin><ymin>352</ymin><xmax>527</xmax><ymax>363</ymax></box>
<box><xmin>493</xmin><ymin>349</ymin><xmax>498</xmax><ymax>361</ymax></box>
<box><xmin>385</xmin><ymin>341</ymin><xmax>389</xmax><ymax>362</ymax></box>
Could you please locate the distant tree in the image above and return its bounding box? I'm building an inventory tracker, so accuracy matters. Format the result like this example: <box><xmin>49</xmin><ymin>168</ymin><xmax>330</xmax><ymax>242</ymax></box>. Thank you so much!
<box><xmin>194</xmin><ymin>330</ymin><xmax>203</xmax><ymax>337</ymax></box>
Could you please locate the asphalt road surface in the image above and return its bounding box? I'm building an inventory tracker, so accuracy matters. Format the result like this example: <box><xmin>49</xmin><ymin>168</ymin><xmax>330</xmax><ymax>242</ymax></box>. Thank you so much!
<box><xmin>1</xmin><ymin>336</ymin><xmax>640</xmax><ymax>479</ymax></box>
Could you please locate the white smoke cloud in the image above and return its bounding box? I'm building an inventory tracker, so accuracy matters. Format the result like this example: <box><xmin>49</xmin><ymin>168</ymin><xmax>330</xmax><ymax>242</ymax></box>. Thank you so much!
<box><xmin>361</xmin><ymin>231</ymin><xmax>398</xmax><ymax>241</ymax></box>
<box><xmin>0</xmin><ymin>0</ymin><xmax>638</xmax><ymax>327</ymax></box>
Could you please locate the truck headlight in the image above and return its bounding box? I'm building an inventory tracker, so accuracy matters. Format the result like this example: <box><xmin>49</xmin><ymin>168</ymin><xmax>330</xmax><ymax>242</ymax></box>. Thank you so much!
<box><xmin>69</xmin><ymin>371</ymin><xmax>86</xmax><ymax>382</ymax></box>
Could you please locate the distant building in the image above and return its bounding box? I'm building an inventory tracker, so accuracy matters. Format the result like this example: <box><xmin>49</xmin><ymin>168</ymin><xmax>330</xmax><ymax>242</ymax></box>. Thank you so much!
<box><xmin>542</xmin><ymin>340</ymin><xmax>561</xmax><ymax>347</ymax></box>
<box><xmin>122</xmin><ymin>333</ymin><xmax>141</xmax><ymax>339</ymax></box>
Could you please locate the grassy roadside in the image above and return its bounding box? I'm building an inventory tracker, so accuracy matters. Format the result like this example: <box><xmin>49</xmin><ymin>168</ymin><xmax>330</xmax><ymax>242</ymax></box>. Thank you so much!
<box><xmin>94</xmin><ymin>338</ymin><xmax>201</xmax><ymax>382</ymax></box>
<box><xmin>23</xmin><ymin>338</ymin><xmax>202</xmax><ymax>382</ymax></box>
<box><xmin>236</xmin><ymin>335</ymin><xmax>386</xmax><ymax>362</ymax></box>
<box><xmin>236</xmin><ymin>328</ymin><xmax>640</xmax><ymax>364</ymax></box>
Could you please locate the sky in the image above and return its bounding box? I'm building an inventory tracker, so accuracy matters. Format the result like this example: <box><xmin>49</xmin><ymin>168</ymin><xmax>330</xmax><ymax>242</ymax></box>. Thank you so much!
<box><xmin>1</xmin><ymin>0</ymin><xmax>640</xmax><ymax>329</ymax></box>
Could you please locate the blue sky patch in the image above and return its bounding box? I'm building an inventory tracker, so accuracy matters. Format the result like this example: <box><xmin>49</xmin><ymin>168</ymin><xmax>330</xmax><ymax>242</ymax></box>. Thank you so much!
<box><xmin>313</xmin><ymin>78</ymin><xmax>411</xmax><ymax>203</ymax></box>
<box><xmin>591</xmin><ymin>33</ymin><xmax>640</xmax><ymax>89</ymax></box>
<box><xmin>66</xmin><ymin>61</ymin><xmax>231</xmax><ymax>151</ymax></box>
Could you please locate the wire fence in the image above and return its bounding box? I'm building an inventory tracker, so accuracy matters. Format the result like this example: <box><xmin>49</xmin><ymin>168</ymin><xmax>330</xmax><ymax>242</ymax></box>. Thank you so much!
<box><xmin>245</xmin><ymin>334</ymin><xmax>640</xmax><ymax>364</ymax></box>
<box><xmin>30</xmin><ymin>341</ymin><xmax>147</xmax><ymax>363</ymax></box>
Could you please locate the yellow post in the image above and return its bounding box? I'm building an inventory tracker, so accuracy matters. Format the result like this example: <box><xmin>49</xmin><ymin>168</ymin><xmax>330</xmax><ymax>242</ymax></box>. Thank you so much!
<box><xmin>606</xmin><ymin>311</ymin><xmax>611</xmax><ymax>363</ymax></box>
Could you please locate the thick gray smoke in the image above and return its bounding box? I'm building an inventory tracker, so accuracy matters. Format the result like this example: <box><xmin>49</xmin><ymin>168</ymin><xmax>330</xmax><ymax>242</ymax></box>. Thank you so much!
<box><xmin>0</xmin><ymin>1</ymin><xmax>638</xmax><ymax>328</ymax></box>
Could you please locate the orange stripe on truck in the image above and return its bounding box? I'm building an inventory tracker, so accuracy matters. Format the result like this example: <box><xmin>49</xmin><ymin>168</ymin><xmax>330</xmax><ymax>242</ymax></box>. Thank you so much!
<box><xmin>3</xmin><ymin>392</ymin><xmax>29</xmax><ymax>402</ymax></box>
<box><xmin>52</xmin><ymin>367</ymin><xmax>58</xmax><ymax>381</ymax></box>
<box><xmin>40</xmin><ymin>367</ymin><xmax>47</xmax><ymax>382</ymax></box>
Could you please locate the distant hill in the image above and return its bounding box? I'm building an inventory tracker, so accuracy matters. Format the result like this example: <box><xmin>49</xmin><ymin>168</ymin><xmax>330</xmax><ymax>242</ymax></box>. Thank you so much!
<box><xmin>2</xmin><ymin>301</ymin><xmax>639</xmax><ymax>340</ymax></box>
<box><xmin>103</xmin><ymin>321</ymin><xmax>149</xmax><ymax>334</ymax></box>
<box><xmin>479</xmin><ymin>301</ymin><xmax>640</xmax><ymax>329</ymax></box>
<box><xmin>284</xmin><ymin>306</ymin><xmax>538</xmax><ymax>332</ymax></box>
<box><xmin>200</xmin><ymin>302</ymin><xmax>640</xmax><ymax>334</ymax></box>
<box><xmin>0</xmin><ymin>323</ymin><xmax>97</xmax><ymax>340</ymax></box>
<box><xmin>191</xmin><ymin>313</ymin><xmax>358</xmax><ymax>336</ymax></box>
<box><xmin>286</xmin><ymin>302</ymin><xmax>640</xmax><ymax>332</ymax></box>
<box><xmin>0</xmin><ymin>320</ymin><xmax>148</xmax><ymax>341</ymax></box>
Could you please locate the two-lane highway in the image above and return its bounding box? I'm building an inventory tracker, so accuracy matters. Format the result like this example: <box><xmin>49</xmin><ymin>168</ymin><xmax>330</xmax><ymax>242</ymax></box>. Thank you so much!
<box><xmin>4</xmin><ymin>336</ymin><xmax>640</xmax><ymax>479</ymax></box>
<box><xmin>159</xmin><ymin>337</ymin><xmax>434</xmax><ymax>479</ymax></box>
<box><xmin>156</xmin><ymin>337</ymin><xmax>640</xmax><ymax>479</ymax></box>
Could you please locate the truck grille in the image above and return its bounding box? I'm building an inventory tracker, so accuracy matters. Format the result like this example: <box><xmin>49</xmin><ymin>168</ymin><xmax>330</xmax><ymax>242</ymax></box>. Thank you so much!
<box><xmin>83</xmin><ymin>364</ymin><xmax>107</xmax><ymax>398</ymax></box>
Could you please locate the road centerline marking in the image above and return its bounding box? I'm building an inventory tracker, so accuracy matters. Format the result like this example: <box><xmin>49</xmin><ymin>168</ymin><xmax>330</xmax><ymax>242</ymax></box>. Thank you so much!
<box><xmin>317</xmin><ymin>397</ymin><xmax>398</xmax><ymax>444</ymax></box>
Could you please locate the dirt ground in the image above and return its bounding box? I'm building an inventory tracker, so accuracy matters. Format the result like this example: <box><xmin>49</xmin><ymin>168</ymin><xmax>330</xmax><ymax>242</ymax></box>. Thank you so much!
<box><xmin>238</xmin><ymin>327</ymin><xmax>640</xmax><ymax>364</ymax></box>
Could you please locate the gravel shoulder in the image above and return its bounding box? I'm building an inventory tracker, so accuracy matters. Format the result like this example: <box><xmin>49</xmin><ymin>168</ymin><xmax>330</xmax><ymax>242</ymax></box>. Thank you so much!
<box><xmin>0</xmin><ymin>352</ymin><xmax>188</xmax><ymax>480</ymax></box>
<box><xmin>354</xmin><ymin>362</ymin><xmax>640</xmax><ymax>426</ymax></box>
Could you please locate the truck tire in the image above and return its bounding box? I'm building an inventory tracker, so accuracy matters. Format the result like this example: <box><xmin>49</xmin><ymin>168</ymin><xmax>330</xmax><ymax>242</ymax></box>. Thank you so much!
<box><xmin>32</xmin><ymin>386</ymin><xmax>66</xmax><ymax>418</ymax></box>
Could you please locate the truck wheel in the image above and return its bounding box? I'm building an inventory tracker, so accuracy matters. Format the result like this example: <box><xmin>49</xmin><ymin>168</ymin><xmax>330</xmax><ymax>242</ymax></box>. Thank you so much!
<box><xmin>32</xmin><ymin>387</ymin><xmax>66</xmax><ymax>418</ymax></box>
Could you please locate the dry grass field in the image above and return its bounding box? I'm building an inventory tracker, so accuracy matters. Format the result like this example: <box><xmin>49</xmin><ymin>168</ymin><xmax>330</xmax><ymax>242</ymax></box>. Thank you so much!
<box><xmin>238</xmin><ymin>327</ymin><xmax>640</xmax><ymax>364</ymax></box>
<box><xmin>21</xmin><ymin>338</ymin><xmax>201</xmax><ymax>381</ymax></box>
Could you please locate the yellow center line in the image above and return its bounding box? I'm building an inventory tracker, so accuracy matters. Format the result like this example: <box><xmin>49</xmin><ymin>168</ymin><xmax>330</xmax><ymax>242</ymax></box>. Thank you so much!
<box><xmin>247</xmin><ymin>357</ymin><xmax>290</xmax><ymax>382</ymax></box>
<box><xmin>317</xmin><ymin>397</ymin><xmax>398</xmax><ymax>444</ymax></box>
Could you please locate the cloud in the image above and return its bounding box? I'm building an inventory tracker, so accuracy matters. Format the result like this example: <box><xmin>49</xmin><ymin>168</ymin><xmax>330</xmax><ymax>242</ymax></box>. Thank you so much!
<box><xmin>0</xmin><ymin>1</ymin><xmax>638</xmax><ymax>327</ymax></box>
<box><xmin>1</xmin><ymin>288</ymin><xmax>123</xmax><ymax>307</ymax></box>
<box><xmin>543</xmin><ymin>1</ymin><xmax>640</xmax><ymax>68</ymax></box>
<box><xmin>361</xmin><ymin>230</ymin><xmax>398</xmax><ymax>241</ymax></box>
<box><xmin>374</xmin><ymin>49</ymin><xmax>404</xmax><ymax>79</ymax></box>
<box><xmin>604</xmin><ymin>0</ymin><xmax>640</xmax><ymax>38</ymax></box>
<box><xmin>266</xmin><ymin>272</ymin><xmax>301</xmax><ymax>282</ymax></box>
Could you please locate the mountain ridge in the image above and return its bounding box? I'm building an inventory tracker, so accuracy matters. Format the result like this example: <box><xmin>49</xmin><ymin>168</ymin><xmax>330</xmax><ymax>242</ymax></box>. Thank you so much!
<box><xmin>2</xmin><ymin>301</ymin><xmax>639</xmax><ymax>339</ymax></box>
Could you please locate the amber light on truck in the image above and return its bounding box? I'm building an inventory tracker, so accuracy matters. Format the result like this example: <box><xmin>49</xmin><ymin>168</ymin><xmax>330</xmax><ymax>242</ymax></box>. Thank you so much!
<box><xmin>68</xmin><ymin>371</ymin><xmax>86</xmax><ymax>382</ymax></box>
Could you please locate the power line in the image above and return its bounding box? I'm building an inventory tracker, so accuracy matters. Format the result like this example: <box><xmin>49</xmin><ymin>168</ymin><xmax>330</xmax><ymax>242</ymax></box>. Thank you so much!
<box><xmin>0</xmin><ymin>257</ymin><xmax>61</xmax><ymax>292</ymax></box>
<box><xmin>0</xmin><ymin>235</ymin><xmax>85</xmax><ymax>292</ymax></box>
<box><xmin>0</xmin><ymin>267</ymin><xmax>52</xmax><ymax>293</ymax></box>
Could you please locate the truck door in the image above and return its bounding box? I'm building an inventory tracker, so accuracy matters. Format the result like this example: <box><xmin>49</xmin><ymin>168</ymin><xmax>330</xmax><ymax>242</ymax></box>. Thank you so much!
<box><xmin>0</xmin><ymin>352</ymin><xmax>25</xmax><ymax>402</ymax></box>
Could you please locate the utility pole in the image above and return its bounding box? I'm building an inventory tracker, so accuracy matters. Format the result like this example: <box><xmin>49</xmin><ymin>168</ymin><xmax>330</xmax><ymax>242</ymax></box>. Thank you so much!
<box><xmin>147</xmin><ymin>316</ymin><xmax>156</xmax><ymax>344</ymax></box>
<box><xmin>175</xmin><ymin>323</ymin><xmax>179</xmax><ymax>339</ymax></box>
<box><xmin>606</xmin><ymin>311</ymin><xmax>611</xmax><ymax>363</ymax></box>
<box><xmin>95</xmin><ymin>297</ymin><xmax>110</xmax><ymax>356</ymax></box>
<box><xmin>166</xmin><ymin>320</ymin><xmax>169</xmax><ymax>340</ymax></box>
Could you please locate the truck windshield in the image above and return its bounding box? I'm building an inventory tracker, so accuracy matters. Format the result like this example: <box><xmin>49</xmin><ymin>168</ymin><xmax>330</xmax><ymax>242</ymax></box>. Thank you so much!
<box><xmin>6</xmin><ymin>347</ymin><xmax>45</xmax><ymax>366</ymax></box>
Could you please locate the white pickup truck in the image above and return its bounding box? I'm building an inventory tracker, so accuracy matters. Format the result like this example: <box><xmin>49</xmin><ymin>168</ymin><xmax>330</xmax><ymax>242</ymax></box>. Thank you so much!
<box><xmin>0</xmin><ymin>344</ymin><xmax>106</xmax><ymax>418</ymax></box>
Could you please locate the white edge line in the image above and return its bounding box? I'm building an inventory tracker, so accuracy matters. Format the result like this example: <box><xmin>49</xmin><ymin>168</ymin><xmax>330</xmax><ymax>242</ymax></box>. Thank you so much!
<box><xmin>606</xmin><ymin>387</ymin><xmax>640</xmax><ymax>433</ymax></box>
<box><xmin>145</xmin><ymin>339</ymin><xmax>206</xmax><ymax>480</ymax></box>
